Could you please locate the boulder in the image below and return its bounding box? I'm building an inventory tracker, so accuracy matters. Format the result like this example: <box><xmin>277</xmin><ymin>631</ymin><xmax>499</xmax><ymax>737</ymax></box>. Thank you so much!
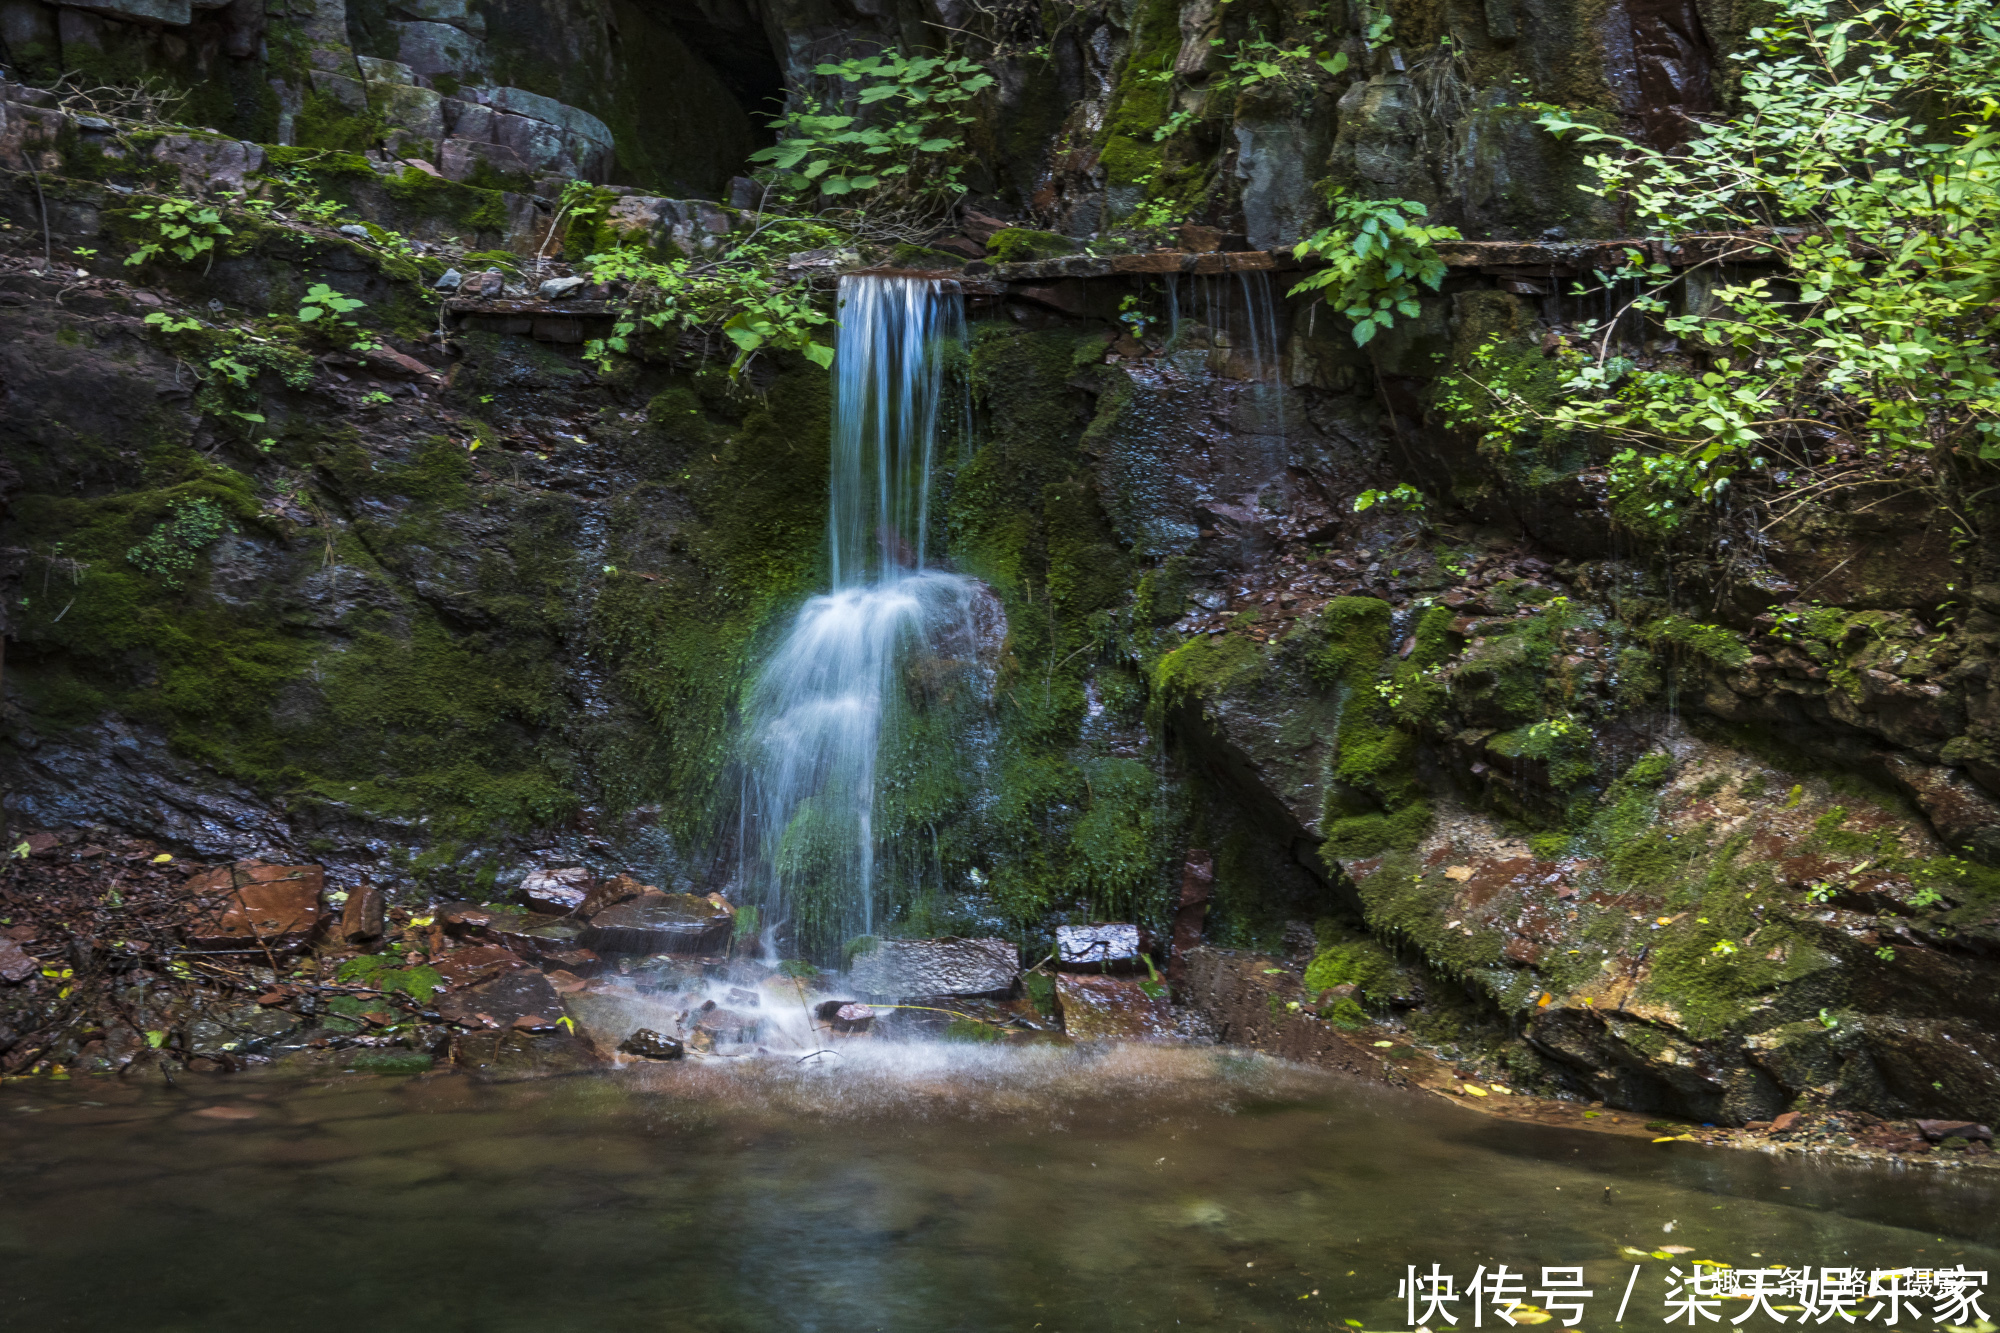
<box><xmin>1916</xmin><ymin>1119</ymin><xmax>1993</xmax><ymax>1143</ymax></box>
<box><xmin>1055</xmin><ymin>923</ymin><xmax>1144</xmax><ymax>972</ymax></box>
<box><xmin>848</xmin><ymin>937</ymin><xmax>1018</xmax><ymax>999</ymax></box>
<box><xmin>579</xmin><ymin>891</ymin><xmax>732</xmax><ymax>955</ymax></box>
<box><xmin>1054</xmin><ymin>973</ymin><xmax>1175</xmax><ymax>1040</ymax></box>
<box><xmin>520</xmin><ymin>865</ymin><xmax>591</xmax><ymax>914</ymax></box>
<box><xmin>182</xmin><ymin>862</ymin><xmax>325</xmax><ymax>952</ymax></box>
<box><xmin>537</xmin><ymin>275</ymin><xmax>588</xmax><ymax>301</ymax></box>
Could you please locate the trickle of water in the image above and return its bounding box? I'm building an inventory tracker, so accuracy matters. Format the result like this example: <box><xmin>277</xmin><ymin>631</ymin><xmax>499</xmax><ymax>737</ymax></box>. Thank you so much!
<box><xmin>827</xmin><ymin>275</ymin><xmax>965</xmax><ymax>588</ymax></box>
<box><xmin>741</xmin><ymin>276</ymin><xmax>997</xmax><ymax>956</ymax></box>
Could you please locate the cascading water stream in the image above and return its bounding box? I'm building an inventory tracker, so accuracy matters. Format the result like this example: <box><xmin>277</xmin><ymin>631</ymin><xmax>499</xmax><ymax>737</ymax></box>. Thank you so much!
<box><xmin>740</xmin><ymin>276</ymin><xmax>995</xmax><ymax>957</ymax></box>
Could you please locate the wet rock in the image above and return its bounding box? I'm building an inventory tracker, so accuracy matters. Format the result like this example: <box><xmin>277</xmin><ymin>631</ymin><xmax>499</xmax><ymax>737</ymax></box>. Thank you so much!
<box><xmin>0</xmin><ymin>937</ymin><xmax>35</xmax><ymax>983</ymax></box>
<box><xmin>338</xmin><ymin>224</ymin><xmax>371</xmax><ymax>238</ymax></box>
<box><xmin>360</xmin><ymin>345</ymin><xmax>437</xmax><ymax>380</ymax></box>
<box><xmin>339</xmin><ymin>881</ymin><xmax>385</xmax><ymax>945</ymax></box>
<box><xmin>465</xmin><ymin>268</ymin><xmax>506</xmax><ymax>297</ymax></box>
<box><xmin>448</xmin><ymin>1027</ymin><xmax>600</xmax><ymax>1076</ymax></box>
<box><xmin>1055</xmin><ymin>923</ymin><xmax>1145</xmax><ymax>972</ymax></box>
<box><xmin>520</xmin><ymin>865</ymin><xmax>591</xmax><ymax>915</ymax></box>
<box><xmin>437</xmin><ymin>903</ymin><xmax>595</xmax><ymax>966</ymax></box>
<box><xmin>182</xmin><ymin>862</ymin><xmax>326</xmax><ymax>952</ymax></box>
<box><xmin>537</xmin><ymin>275</ymin><xmax>587</xmax><ymax>301</ymax></box>
<box><xmin>437</xmin><ymin>967</ymin><xmax>564</xmax><ymax>1030</ymax></box>
<box><xmin>1916</xmin><ymin>1119</ymin><xmax>1993</xmax><ymax>1143</ymax></box>
<box><xmin>815</xmin><ymin>999</ymin><xmax>877</xmax><ymax>1034</ymax></box>
<box><xmin>617</xmin><ymin>1028</ymin><xmax>684</xmax><ymax>1060</ymax></box>
<box><xmin>433</xmin><ymin>267</ymin><xmax>462</xmax><ymax>290</ymax></box>
<box><xmin>1168</xmin><ymin>852</ymin><xmax>1214</xmax><ymax>982</ymax></box>
<box><xmin>692</xmin><ymin>1004</ymin><xmax>760</xmax><ymax>1043</ymax></box>
<box><xmin>848</xmin><ymin>937</ymin><xmax>1019</xmax><ymax>999</ymax></box>
<box><xmin>579</xmin><ymin>891</ymin><xmax>732</xmax><ymax>955</ymax></box>
<box><xmin>431</xmin><ymin>944</ymin><xmax>529</xmax><ymax>989</ymax></box>
<box><xmin>574</xmin><ymin>872</ymin><xmax>648</xmax><ymax>919</ymax></box>
<box><xmin>1053</xmin><ymin>974</ymin><xmax>1174</xmax><ymax>1040</ymax></box>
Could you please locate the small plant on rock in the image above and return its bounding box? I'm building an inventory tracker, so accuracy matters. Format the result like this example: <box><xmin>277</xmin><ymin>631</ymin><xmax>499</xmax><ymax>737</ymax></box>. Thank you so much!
<box><xmin>125</xmin><ymin>497</ymin><xmax>234</xmax><ymax>589</ymax></box>
<box><xmin>124</xmin><ymin>196</ymin><xmax>233</xmax><ymax>272</ymax></box>
<box><xmin>1289</xmin><ymin>191</ymin><xmax>1461</xmax><ymax>347</ymax></box>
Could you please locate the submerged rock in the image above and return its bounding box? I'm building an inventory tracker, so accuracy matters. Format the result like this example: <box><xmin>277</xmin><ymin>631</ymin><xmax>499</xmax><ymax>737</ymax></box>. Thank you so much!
<box><xmin>617</xmin><ymin>1028</ymin><xmax>685</xmax><ymax>1060</ymax></box>
<box><xmin>848</xmin><ymin>938</ymin><xmax>1018</xmax><ymax>999</ymax></box>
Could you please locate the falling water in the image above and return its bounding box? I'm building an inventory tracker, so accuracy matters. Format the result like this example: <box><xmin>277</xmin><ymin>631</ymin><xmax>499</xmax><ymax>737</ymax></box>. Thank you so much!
<box><xmin>741</xmin><ymin>276</ymin><xmax>996</xmax><ymax>957</ymax></box>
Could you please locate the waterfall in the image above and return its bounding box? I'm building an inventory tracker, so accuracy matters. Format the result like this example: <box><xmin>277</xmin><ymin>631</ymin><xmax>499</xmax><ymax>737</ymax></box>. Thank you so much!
<box><xmin>740</xmin><ymin>276</ymin><xmax>995</xmax><ymax>958</ymax></box>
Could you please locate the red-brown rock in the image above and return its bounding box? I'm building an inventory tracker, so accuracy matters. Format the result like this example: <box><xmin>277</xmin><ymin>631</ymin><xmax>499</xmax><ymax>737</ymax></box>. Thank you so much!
<box><xmin>182</xmin><ymin>862</ymin><xmax>326</xmax><ymax>952</ymax></box>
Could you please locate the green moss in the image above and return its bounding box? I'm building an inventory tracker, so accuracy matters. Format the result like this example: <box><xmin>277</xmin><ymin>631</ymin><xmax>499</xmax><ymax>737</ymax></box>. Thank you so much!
<box><xmin>1303</xmin><ymin>925</ymin><xmax>1401</xmax><ymax>1003</ymax></box>
<box><xmin>294</xmin><ymin>90</ymin><xmax>387</xmax><ymax>153</ymax></box>
<box><xmin>383</xmin><ymin>167</ymin><xmax>512</xmax><ymax>234</ymax></box>
<box><xmin>1097</xmin><ymin>0</ymin><xmax>1182</xmax><ymax>189</ymax></box>
<box><xmin>1643</xmin><ymin>614</ymin><xmax>1753</xmax><ymax>669</ymax></box>
<box><xmin>985</xmin><ymin>228</ymin><xmax>1079</xmax><ymax>263</ymax></box>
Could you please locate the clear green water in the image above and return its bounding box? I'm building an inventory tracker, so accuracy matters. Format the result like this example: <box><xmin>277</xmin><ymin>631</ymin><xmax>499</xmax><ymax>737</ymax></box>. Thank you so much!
<box><xmin>2</xmin><ymin>1045</ymin><xmax>1993</xmax><ymax>1332</ymax></box>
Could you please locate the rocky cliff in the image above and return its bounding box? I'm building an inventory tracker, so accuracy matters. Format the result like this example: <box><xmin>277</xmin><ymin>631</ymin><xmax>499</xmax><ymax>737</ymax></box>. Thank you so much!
<box><xmin>2</xmin><ymin>0</ymin><xmax>1997</xmax><ymax>1129</ymax></box>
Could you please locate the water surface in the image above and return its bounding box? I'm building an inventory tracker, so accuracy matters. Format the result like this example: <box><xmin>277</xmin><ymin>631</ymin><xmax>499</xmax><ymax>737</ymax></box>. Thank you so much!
<box><xmin>2</xmin><ymin>1045</ymin><xmax>1993</xmax><ymax>1332</ymax></box>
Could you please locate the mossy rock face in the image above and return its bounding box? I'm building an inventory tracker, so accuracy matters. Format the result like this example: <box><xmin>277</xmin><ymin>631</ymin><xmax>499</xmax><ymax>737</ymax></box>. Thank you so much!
<box><xmin>984</xmin><ymin>228</ymin><xmax>1080</xmax><ymax>263</ymax></box>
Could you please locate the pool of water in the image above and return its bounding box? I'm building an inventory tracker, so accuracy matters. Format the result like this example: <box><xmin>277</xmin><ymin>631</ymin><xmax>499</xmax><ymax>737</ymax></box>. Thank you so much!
<box><xmin>2</xmin><ymin>1044</ymin><xmax>1994</xmax><ymax>1332</ymax></box>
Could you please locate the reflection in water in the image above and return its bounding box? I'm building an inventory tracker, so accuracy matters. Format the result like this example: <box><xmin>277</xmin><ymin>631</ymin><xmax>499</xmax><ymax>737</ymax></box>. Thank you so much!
<box><xmin>2</xmin><ymin>1051</ymin><xmax>1996</xmax><ymax>1332</ymax></box>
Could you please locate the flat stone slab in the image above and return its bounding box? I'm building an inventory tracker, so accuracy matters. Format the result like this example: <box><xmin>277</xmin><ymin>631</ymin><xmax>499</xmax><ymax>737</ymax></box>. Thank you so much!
<box><xmin>520</xmin><ymin>866</ymin><xmax>590</xmax><ymax>914</ymax></box>
<box><xmin>579</xmin><ymin>891</ymin><xmax>732</xmax><ymax>955</ymax></box>
<box><xmin>1054</xmin><ymin>974</ymin><xmax>1175</xmax><ymax>1040</ymax></box>
<box><xmin>182</xmin><ymin>862</ymin><xmax>326</xmax><ymax>952</ymax></box>
<box><xmin>848</xmin><ymin>937</ymin><xmax>1019</xmax><ymax>999</ymax></box>
<box><xmin>437</xmin><ymin>967</ymin><xmax>564</xmax><ymax>1030</ymax></box>
<box><xmin>1055</xmin><ymin>923</ymin><xmax>1144</xmax><ymax>972</ymax></box>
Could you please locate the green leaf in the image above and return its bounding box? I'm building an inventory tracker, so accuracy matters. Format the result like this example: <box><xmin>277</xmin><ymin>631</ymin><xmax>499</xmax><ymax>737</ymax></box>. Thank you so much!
<box><xmin>803</xmin><ymin>342</ymin><xmax>836</xmax><ymax>368</ymax></box>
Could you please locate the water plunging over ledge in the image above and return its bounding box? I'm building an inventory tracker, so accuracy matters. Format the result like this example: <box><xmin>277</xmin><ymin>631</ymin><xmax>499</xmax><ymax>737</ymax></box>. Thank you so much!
<box><xmin>740</xmin><ymin>275</ymin><xmax>999</xmax><ymax>957</ymax></box>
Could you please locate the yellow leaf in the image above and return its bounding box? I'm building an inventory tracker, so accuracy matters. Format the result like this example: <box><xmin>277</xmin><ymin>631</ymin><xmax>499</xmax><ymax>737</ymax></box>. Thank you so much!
<box><xmin>1445</xmin><ymin>865</ymin><xmax>1474</xmax><ymax>881</ymax></box>
<box><xmin>1656</xmin><ymin>916</ymin><xmax>1673</xmax><ymax>925</ymax></box>
<box><xmin>151</xmin><ymin>853</ymin><xmax>174</xmax><ymax>863</ymax></box>
<box><xmin>1373</xmin><ymin>1040</ymin><xmax>1394</xmax><ymax>1048</ymax></box>
<box><xmin>1620</xmin><ymin>1248</ymin><xmax>1652</xmax><ymax>1260</ymax></box>
<box><xmin>1489</xmin><ymin>1085</ymin><xmax>1511</xmax><ymax>1095</ymax></box>
<box><xmin>1537</xmin><ymin>992</ymin><xmax>1553</xmax><ymax>1007</ymax></box>
<box><xmin>1653</xmin><ymin>1136</ymin><xmax>1679</xmax><ymax>1143</ymax></box>
<box><xmin>1513</xmin><ymin>1312</ymin><xmax>1554</xmax><ymax>1325</ymax></box>
<box><xmin>410</xmin><ymin>915</ymin><xmax>435</xmax><ymax>928</ymax></box>
<box><xmin>1464</xmin><ymin>1084</ymin><xmax>1488</xmax><ymax>1096</ymax></box>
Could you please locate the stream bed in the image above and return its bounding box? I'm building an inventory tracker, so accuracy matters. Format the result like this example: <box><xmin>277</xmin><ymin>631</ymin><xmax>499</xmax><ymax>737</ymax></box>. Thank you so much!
<box><xmin>2</xmin><ymin>1045</ymin><xmax>1994</xmax><ymax>1332</ymax></box>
